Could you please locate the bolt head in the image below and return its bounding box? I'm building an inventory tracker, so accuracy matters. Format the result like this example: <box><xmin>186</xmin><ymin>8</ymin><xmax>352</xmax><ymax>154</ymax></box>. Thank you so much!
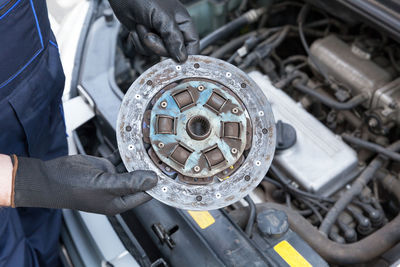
<box><xmin>368</xmin><ymin>118</ymin><xmax>378</xmax><ymax>128</ymax></box>
<box><xmin>158</xmin><ymin>142</ymin><xmax>165</xmax><ymax>148</ymax></box>
<box><xmin>160</xmin><ymin>101</ymin><xmax>168</xmax><ymax>108</ymax></box>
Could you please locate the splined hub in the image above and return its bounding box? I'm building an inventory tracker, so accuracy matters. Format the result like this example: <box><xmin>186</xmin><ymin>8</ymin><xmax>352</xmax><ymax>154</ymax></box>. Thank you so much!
<box><xmin>186</xmin><ymin>115</ymin><xmax>211</xmax><ymax>140</ymax></box>
<box><xmin>117</xmin><ymin>56</ymin><xmax>276</xmax><ymax>210</ymax></box>
<box><xmin>147</xmin><ymin>79</ymin><xmax>251</xmax><ymax>184</ymax></box>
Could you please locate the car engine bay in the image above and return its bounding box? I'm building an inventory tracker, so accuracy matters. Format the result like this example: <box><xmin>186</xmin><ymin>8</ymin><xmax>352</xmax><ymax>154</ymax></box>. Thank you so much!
<box><xmin>70</xmin><ymin>0</ymin><xmax>400</xmax><ymax>265</ymax></box>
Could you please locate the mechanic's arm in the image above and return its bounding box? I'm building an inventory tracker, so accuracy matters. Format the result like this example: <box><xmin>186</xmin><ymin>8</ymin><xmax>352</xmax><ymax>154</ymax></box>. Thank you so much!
<box><xmin>0</xmin><ymin>155</ymin><xmax>12</xmax><ymax>206</ymax></box>
<box><xmin>0</xmin><ymin>154</ymin><xmax>157</xmax><ymax>215</ymax></box>
<box><xmin>108</xmin><ymin>0</ymin><xmax>199</xmax><ymax>62</ymax></box>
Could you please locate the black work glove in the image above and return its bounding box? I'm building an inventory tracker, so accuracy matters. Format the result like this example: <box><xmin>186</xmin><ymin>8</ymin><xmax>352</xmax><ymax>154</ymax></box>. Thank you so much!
<box><xmin>108</xmin><ymin>0</ymin><xmax>199</xmax><ymax>62</ymax></box>
<box><xmin>10</xmin><ymin>155</ymin><xmax>157</xmax><ymax>215</ymax></box>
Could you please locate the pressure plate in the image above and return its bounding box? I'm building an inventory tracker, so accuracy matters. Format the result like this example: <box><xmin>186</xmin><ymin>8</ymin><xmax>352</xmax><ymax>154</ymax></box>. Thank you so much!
<box><xmin>117</xmin><ymin>56</ymin><xmax>275</xmax><ymax>210</ymax></box>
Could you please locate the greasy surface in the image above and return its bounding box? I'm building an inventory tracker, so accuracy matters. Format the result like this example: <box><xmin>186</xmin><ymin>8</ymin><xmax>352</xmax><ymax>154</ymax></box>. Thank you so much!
<box><xmin>149</xmin><ymin>79</ymin><xmax>249</xmax><ymax>178</ymax></box>
<box><xmin>117</xmin><ymin>55</ymin><xmax>275</xmax><ymax>210</ymax></box>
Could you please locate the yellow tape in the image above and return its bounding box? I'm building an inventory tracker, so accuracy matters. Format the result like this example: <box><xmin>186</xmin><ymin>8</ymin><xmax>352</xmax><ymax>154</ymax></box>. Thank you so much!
<box><xmin>187</xmin><ymin>210</ymin><xmax>215</xmax><ymax>229</ymax></box>
<box><xmin>274</xmin><ymin>240</ymin><xmax>312</xmax><ymax>267</ymax></box>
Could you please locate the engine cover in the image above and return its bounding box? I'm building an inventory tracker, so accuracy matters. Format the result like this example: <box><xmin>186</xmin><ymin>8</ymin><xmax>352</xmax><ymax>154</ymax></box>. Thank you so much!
<box><xmin>249</xmin><ymin>71</ymin><xmax>359</xmax><ymax>196</ymax></box>
<box><xmin>117</xmin><ymin>56</ymin><xmax>276</xmax><ymax>210</ymax></box>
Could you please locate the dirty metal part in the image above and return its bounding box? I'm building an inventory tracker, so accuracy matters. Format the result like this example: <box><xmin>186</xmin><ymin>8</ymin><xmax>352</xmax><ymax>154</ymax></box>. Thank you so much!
<box><xmin>310</xmin><ymin>35</ymin><xmax>392</xmax><ymax>98</ymax></box>
<box><xmin>371</xmin><ymin>78</ymin><xmax>400</xmax><ymax>125</ymax></box>
<box><xmin>117</xmin><ymin>56</ymin><xmax>275</xmax><ymax>210</ymax></box>
<box><xmin>149</xmin><ymin>79</ymin><xmax>248</xmax><ymax>179</ymax></box>
<box><xmin>186</xmin><ymin>115</ymin><xmax>212</xmax><ymax>140</ymax></box>
<box><xmin>152</xmin><ymin>223</ymin><xmax>178</xmax><ymax>249</ymax></box>
<box><xmin>249</xmin><ymin>71</ymin><xmax>358</xmax><ymax>196</ymax></box>
<box><xmin>310</xmin><ymin>35</ymin><xmax>400</xmax><ymax>128</ymax></box>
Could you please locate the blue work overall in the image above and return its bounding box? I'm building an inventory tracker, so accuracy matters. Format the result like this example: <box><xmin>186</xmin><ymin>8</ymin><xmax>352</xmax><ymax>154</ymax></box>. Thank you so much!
<box><xmin>0</xmin><ymin>0</ymin><xmax>68</xmax><ymax>266</ymax></box>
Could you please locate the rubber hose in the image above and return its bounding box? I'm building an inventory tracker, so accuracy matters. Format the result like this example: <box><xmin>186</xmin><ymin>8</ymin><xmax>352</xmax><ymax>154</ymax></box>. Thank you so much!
<box><xmin>342</xmin><ymin>134</ymin><xmax>400</xmax><ymax>162</ymax></box>
<box><xmin>269</xmin><ymin>165</ymin><xmax>334</xmax><ymax>203</ymax></box>
<box><xmin>293</xmin><ymin>82</ymin><xmax>368</xmax><ymax>110</ymax></box>
<box><xmin>244</xmin><ymin>195</ymin><xmax>256</xmax><ymax>236</ymax></box>
<box><xmin>210</xmin><ymin>32</ymin><xmax>256</xmax><ymax>58</ymax></box>
<box><xmin>229</xmin><ymin>201</ymin><xmax>400</xmax><ymax>265</ymax></box>
<box><xmin>379</xmin><ymin>173</ymin><xmax>400</xmax><ymax>200</ymax></box>
<box><xmin>200</xmin><ymin>8</ymin><xmax>265</xmax><ymax>51</ymax></box>
<box><xmin>209</xmin><ymin>24</ymin><xmax>324</xmax><ymax>59</ymax></box>
<box><xmin>319</xmin><ymin>140</ymin><xmax>400</xmax><ymax>235</ymax></box>
<box><xmin>200</xmin><ymin>16</ymin><xmax>247</xmax><ymax>51</ymax></box>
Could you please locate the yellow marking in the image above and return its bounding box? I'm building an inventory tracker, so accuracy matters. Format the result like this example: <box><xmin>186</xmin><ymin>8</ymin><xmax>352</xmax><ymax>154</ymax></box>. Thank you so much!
<box><xmin>187</xmin><ymin>210</ymin><xmax>215</xmax><ymax>229</ymax></box>
<box><xmin>222</xmin><ymin>176</ymin><xmax>230</xmax><ymax>180</ymax></box>
<box><xmin>229</xmin><ymin>165</ymin><xmax>234</xmax><ymax>169</ymax></box>
<box><xmin>274</xmin><ymin>240</ymin><xmax>312</xmax><ymax>267</ymax></box>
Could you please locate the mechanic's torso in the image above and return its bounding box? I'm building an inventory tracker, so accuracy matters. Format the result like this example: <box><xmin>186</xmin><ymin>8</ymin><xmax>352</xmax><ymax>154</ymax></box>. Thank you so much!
<box><xmin>0</xmin><ymin>0</ymin><xmax>67</xmax><ymax>159</ymax></box>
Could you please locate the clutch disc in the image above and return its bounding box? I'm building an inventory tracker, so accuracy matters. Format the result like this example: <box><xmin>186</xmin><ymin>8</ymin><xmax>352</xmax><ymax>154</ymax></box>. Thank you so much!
<box><xmin>117</xmin><ymin>55</ymin><xmax>275</xmax><ymax>210</ymax></box>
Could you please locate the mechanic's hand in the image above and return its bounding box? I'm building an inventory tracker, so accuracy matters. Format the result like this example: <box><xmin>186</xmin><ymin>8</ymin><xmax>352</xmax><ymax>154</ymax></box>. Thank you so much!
<box><xmin>108</xmin><ymin>0</ymin><xmax>199</xmax><ymax>62</ymax></box>
<box><xmin>10</xmin><ymin>155</ymin><xmax>157</xmax><ymax>215</ymax></box>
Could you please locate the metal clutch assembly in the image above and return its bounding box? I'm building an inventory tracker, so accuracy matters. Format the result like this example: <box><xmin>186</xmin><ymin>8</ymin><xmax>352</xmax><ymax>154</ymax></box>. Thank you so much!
<box><xmin>117</xmin><ymin>56</ymin><xmax>275</xmax><ymax>210</ymax></box>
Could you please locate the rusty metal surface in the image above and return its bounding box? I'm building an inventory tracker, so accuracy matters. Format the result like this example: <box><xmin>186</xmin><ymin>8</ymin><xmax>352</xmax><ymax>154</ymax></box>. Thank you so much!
<box><xmin>117</xmin><ymin>55</ymin><xmax>276</xmax><ymax>210</ymax></box>
<box><xmin>149</xmin><ymin>79</ymin><xmax>248</xmax><ymax>179</ymax></box>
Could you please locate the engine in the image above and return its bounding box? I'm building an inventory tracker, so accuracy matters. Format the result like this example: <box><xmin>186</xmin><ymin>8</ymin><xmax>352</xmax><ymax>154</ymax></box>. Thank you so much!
<box><xmin>79</xmin><ymin>0</ymin><xmax>400</xmax><ymax>265</ymax></box>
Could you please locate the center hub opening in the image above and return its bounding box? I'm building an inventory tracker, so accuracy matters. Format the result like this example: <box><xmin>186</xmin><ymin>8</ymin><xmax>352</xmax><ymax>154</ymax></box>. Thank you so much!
<box><xmin>187</xmin><ymin>115</ymin><xmax>211</xmax><ymax>140</ymax></box>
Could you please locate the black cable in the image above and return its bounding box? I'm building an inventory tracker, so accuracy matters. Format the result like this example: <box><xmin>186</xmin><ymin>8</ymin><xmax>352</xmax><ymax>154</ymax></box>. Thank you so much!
<box><xmin>238</xmin><ymin>26</ymin><xmax>290</xmax><ymax>69</ymax></box>
<box><xmin>265</xmin><ymin>171</ymin><xmax>339</xmax><ymax>225</ymax></box>
<box><xmin>269</xmin><ymin>165</ymin><xmax>334</xmax><ymax>203</ymax></box>
<box><xmin>210</xmin><ymin>23</ymin><xmax>326</xmax><ymax>60</ymax></box>
<box><xmin>200</xmin><ymin>8</ymin><xmax>265</xmax><ymax>51</ymax></box>
<box><xmin>319</xmin><ymin>140</ymin><xmax>400</xmax><ymax>235</ymax></box>
<box><xmin>302</xmin><ymin>199</ymin><xmax>323</xmax><ymax>223</ymax></box>
<box><xmin>292</xmin><ymin>78</ymin><xmax>368</xmax><ymax>110</ymax></box>
<box><xmin>210</xmin><ymin>32</ymin><xmax>257</xmax><ymax>58</ymax></box>
<box><xmin>227</xmin><ymin>52</ymin><xmax>238</xmax><ymax>63</ymax></box>
<box><xmin>263</xmin><ymin>176</ymin><xmax>327</xmax><ymax>217</ymax></box>
<box><xmin>297</xmin><ymin>4</ymin><xmax>335</xmax><ymax>85</ymax></box>
<box><xmin>269</xmin><ymin>25</ymin><xmax>290</xmax><ymax>47</ymax></box>
<box><xmin>281</xmin><ymin>55</ymin><xmax>307</xmax><ymax>66</ymax></box>
<box><xmin>342</xmin><ymin>133</ymin><xmax>400</xmax><ymax>162</ymax></box>
<box><xmin>244</xmin><ymin>195</ymin><xmax>256</xmax><ymax>237</ymax></box>
<box><xmin>211</xmin><ymin>26</ymin><xmax>282</xmax><ymax>59</ymax></box>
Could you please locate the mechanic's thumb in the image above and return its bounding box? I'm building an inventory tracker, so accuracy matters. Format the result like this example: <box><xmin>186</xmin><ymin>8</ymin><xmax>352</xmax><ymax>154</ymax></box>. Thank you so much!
<box><xmin>121</xmin><ymin>170</ymin><xmax>158</xmax><ymax>193</ymax></box>
<box><xmin>102</xmin><ymin>170</ymin><xmax>157</xmax><ymax>197</ymax></box>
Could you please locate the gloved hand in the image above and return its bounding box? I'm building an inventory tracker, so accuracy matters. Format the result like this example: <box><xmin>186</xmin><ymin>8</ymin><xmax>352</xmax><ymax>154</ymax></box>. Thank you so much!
<box><xmin>108</xmin><ymin>0</ymin><xmax>199</xmax><ymax>62</ymax></box>
<box><xmin>10</xmin><ymin>155</ymin><xmax>157</xmax><ymax>215</ymax></box>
